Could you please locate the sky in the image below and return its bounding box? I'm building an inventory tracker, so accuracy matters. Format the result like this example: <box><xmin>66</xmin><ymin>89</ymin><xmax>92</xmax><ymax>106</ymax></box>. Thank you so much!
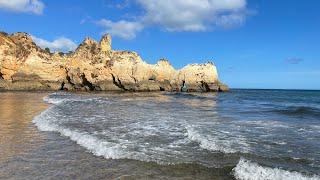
<box><xmin>0</xmin><ymin>0</ymin><xmax>319</xmax><ymax>90</ymax></box>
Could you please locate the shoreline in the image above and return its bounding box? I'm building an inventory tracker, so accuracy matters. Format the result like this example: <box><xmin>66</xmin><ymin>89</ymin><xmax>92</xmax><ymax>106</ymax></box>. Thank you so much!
<box><xmin>0</xmin><ymin>87</ymin><xmax>229</xmax><ymax>93</ymax></box>
<box><xmin>1</xmin><ymin>90</ymin><xmax>319</xmax><ymax>179</ymax></box>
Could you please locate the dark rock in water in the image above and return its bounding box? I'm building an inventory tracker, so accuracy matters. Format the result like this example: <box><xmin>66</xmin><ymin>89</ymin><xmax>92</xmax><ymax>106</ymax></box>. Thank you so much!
<box><xmin>218</xmin><ymin>83</ymin><xmax>229</xmax><ymax>92</ymax></box>
<box><xmin>181</xmin><ymin>80</ymin><xmax>188</xmax><ymax>92</ymax></box>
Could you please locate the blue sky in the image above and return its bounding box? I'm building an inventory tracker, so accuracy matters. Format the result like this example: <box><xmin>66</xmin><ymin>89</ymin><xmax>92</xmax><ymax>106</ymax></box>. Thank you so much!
<box><xmin>0</xmin><ymin>0</ymin><xmax>319</xmax><ymax>89</ymax></box>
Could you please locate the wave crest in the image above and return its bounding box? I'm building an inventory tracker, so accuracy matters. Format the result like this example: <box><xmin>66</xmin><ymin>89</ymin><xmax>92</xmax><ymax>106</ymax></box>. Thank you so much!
<box><xmin>233</xmin><ymin>158</ymin><xmax>320</xmax><ymax>180</ymax></box>
<box><xmin>43</xmin><ymin>92</ymin><xmax>107</xmax><ymax>105</ymax></box>
<box><xmin>185</xmin><ymin>126</ymin><xmax>250</xmax><ymax>154</ymax></box>
<box><xmin>32</xmin><ymin>108</ymin><xmax>139</xmax><ymax>161</ymax></box>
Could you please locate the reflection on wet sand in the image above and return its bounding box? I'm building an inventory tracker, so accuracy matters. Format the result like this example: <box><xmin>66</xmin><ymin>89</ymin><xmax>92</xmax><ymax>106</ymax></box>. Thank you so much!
<box><xmin>0</xmin><ymin>92</ymin><xmax>49</xmax><ymax>162</ymax></box>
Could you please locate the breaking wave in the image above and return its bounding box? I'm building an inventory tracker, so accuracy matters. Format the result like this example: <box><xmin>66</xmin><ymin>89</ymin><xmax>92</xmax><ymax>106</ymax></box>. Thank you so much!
<box><xmin>32</xmin><ymin>91</ymin><xmax>320</xmax><ymax>177</ymax></box>
<box><xmin>185</xmin><ymin>126</ymin><xmax>250</xmax><ymax>154</ymax></box>
<box><xmin>34</xmin><ymin>92</ymin><xmax>250</xmax><ymax>167</ymax></box>
<box><xmin>33</xmin><ymin>115</ymin><xmax>125</xmax><ymax>159</ymax></box>
<box><xmin>43</xmin><ymin>93</ymin><xmax>68</xmax><ymax>104</ymax></box>
<box><xmin>33</xmin><ymin>93</ymin><xmax>208</xmax><ymax>165</ymax></box>
<box><xmin>32</xmin><ymin>106</ymin><xmax>152</xmax><ymax>163</ymax></box>
<box><xmin>43</xmin><ymin>92</ymin><xmax>107</xmax><ymax>105</ymax></box>
<box><xmin>233</xmin><ymin>158</ymin><xmax>320</xmax><ymax>180</ymax></box>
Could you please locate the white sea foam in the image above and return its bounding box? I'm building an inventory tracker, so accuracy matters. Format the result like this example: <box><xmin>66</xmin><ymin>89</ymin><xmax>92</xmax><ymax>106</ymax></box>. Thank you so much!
<box><xmin>33</xmin><ymin>94</ymin><xmax>187</xmax><ymax>165</ymax></box>
<box><xmin>33</xmin><ymin>108</ymin><xmax>130</xmax><ymax>160</ymax></box>
<box><xmin>43</xmin><ymin>93</ymin><xmax>107</xmax><ymax>105</ymax></box>
<box><xmin>33</xmin><ymin>92</ymin><xmax>320</xmax><ymax>171</ymax></box>
<box><xmin>185</xmin><ymin>126</ymin><xmax>250</xmax><ymax>154</ymax></box>
<box><xmin>32</xmin><ymin>105</ymin><xmax>164</xmax><ymax>164</ymax></box>
<box><xmin>243</xmin><ymin>120</ymin><xmax>290</xmax><ymax>129</ymax></box>
<box><xmin>43</xmin><ymin>95</ymin><xmax>67</xmax><ymax>105</ymax></box>
<box><xmin>233</xmin><ymin>158</ymin><xmax>320</xmax><ymax>180</ymax></box>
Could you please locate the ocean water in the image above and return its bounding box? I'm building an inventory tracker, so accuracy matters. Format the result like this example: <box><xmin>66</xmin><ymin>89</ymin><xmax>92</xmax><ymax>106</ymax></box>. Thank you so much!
<box><xmin>0</xmin><ymin>90</ymin><xmax>319</xmax><ymax>179</ymax></box>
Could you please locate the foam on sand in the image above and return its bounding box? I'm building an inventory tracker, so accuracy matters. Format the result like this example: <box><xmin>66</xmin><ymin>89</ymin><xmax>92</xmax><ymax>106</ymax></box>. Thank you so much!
<box><xmin>32</xmin><ymin>107</ymin><xmax>132</xmax><ymax>160</ymax></box>
<box><xmin>233</xmin><ymin>158</ymin><xmax>320</xmax><ymax>180</ymax></box>
<box><xmin>32</xmin><ymin>101</ymin><xmax>169</xmax><ymax>164</ymax></box>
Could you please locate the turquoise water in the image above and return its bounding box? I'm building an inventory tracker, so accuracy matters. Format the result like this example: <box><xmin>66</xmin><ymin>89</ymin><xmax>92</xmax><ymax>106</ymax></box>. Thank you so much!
<box><xmin>1</xmin><ymin>90</ymin><xmax>319</xmax><ymax>179</ymax></box>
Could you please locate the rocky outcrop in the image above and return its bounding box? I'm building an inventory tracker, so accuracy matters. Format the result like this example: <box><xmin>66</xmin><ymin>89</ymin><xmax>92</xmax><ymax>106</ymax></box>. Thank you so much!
<box><xmin>0</xmin><ymin>31</ymin><xmax>228</xmax><ymax>92</ymax></box>
<box><xmin>0</xmin><ymin>32</ymin><xmax>66</xmax><ymax>90</ymax></box>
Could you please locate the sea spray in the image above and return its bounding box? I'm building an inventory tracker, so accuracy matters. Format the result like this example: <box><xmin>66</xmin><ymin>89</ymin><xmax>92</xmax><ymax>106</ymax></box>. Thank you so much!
<box><xmin>233</xmin><ymin>158</ymin><xmax>320</xmax><ymax>180</ymax></box>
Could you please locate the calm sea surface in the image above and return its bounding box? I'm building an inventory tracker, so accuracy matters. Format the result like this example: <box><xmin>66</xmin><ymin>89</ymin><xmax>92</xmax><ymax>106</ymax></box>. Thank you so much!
<box><xmin>0</xmin><ymin>90</ymin><xmax>319</xmax><ymax>179</ymax></box>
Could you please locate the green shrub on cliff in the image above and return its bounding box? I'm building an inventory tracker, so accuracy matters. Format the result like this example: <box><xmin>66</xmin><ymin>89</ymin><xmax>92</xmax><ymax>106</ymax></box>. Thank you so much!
<box><xmin>45</xmin><ymin>47</ymin><xmax>50</xmax><ymax>54</ymax></box>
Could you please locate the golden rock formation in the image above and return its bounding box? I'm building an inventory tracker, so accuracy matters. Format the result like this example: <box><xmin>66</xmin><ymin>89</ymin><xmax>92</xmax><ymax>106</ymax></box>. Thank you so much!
<box><xmin>0</xmin><ymin>31</ymin><xmax>228</xmax><ymax>92</ymax></box>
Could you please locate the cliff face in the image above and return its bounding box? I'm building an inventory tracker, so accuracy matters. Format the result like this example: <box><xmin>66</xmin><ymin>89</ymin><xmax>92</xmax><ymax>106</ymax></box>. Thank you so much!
<box><xmin>0</xmin><ymin>31</ymin><xmax>228</xmax><ymax>92</ymax></box>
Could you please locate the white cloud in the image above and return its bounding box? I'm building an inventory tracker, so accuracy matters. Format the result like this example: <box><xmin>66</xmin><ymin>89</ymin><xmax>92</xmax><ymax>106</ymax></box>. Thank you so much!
<box><xmin>0</xmin><ymin>0</ymin><xmax>45</xmax><ymax>14</ymax></box>
<box><xmin>97</xmin><ymin>19</ymin><xmax>143</xmax><ymax>40</ymax></box>
<box><xmin>100</xmin><ymin>0</ymin><xmax>249</xmax><ymax>39</ymax></box>
<box><xmin>31</xmin><ymin>36</ymin><xmax>77</xmax><ymax>52</ymax></box>
<box><xmin>137</xmin><ymin>0</ymin><xmax>247</xmax><ymax>31</ymax></box>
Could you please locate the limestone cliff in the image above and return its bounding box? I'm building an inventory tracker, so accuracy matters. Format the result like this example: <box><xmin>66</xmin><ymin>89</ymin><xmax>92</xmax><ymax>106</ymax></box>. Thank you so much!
<box><xmin>0</xmin><ymin>31</ymin><xmax>228</xmax><ymax>92</ymax></box>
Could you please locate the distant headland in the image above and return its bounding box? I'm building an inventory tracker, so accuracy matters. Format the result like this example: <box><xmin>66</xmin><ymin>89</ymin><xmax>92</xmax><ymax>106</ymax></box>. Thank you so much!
<box><xmin>0</xmin><ymin>31</ymin><xmax>228</xmax><ymax>92</ymax></box>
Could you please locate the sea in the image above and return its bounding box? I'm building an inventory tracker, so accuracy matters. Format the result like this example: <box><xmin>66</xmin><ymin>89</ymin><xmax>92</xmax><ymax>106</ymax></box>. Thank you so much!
<box><xmin>0</xmin><ymin>89</ymin><xmax>319</xmax><ymax>179</ymax></box>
